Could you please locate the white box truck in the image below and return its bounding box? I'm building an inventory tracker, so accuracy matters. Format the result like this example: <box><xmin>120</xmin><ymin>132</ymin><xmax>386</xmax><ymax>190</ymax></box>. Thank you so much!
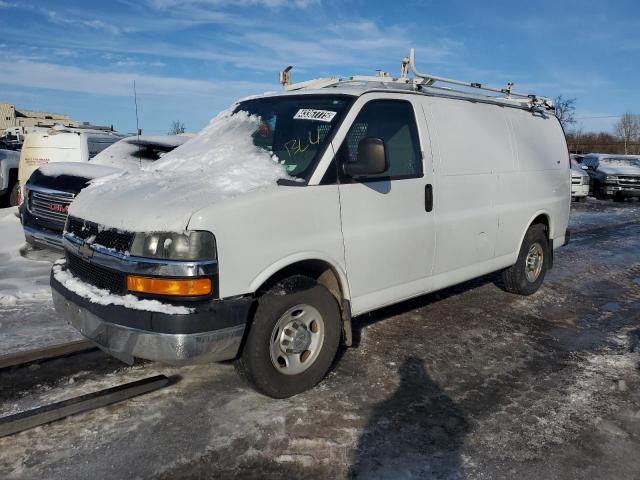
<box><xmin>18</xmin><ymin>126</ymin><xmax>125</xmax><ymax>203</ymax></box>
<box><xmin>51</xmin><ymin>50</ymin><xmax>571</xmax><ymax>398</ymax></box>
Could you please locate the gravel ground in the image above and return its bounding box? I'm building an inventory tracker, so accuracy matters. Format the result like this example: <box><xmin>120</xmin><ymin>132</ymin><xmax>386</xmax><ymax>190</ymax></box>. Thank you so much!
<box><xmin>0</xmin><ymin>198</ymin><xmax>639</xmax><ymax>479</ymax></box>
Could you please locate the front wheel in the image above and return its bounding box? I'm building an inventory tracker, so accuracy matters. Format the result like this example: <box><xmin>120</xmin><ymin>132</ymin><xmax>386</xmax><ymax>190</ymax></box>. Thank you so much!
<box><xmin>502</xmin><ymin>224</ymin><xmax>550</xmax><ymax>296</ymax></box>
<box><xmin>235</xmin><ymin>275</ymin><xmax>341</xmax><ymax>398</ymax></box>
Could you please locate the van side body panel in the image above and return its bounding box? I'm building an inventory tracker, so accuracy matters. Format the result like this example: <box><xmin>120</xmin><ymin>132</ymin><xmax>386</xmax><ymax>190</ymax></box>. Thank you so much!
<box><xmin>187</xmin><ymin>185</ymin><xmax>348</xmax><ymax>301</ymax></box>
<box><xmin>497</xmin><ymin>109</ymin><xmax>570</xmax><ymax>254</ymax></box>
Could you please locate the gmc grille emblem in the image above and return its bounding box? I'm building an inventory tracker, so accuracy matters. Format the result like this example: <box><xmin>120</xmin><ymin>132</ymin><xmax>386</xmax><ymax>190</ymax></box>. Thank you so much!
<box><xmin>48</xmin><ymin>203</ymin><xmax>68</xmax><ymax>214</ymax></box>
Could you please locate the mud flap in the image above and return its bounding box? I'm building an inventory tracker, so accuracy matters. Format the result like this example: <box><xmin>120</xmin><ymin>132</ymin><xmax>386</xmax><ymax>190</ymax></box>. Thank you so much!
<box><xmin>342</xmin><ymin>299</ymin><xmax>353</xmax><ymax>347</ymax></box>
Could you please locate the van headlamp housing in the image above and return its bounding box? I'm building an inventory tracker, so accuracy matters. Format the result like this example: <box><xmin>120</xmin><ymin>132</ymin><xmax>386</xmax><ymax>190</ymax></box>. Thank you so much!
<box><xmin>130</xmin><ymin>231</ymin><xmax>216</xmax><ymax>261</ymax></box>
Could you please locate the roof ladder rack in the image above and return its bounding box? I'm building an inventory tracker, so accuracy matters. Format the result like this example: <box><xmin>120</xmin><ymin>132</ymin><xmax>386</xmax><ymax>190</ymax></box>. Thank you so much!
<box><xmin>403</xmin><ymin>48</ymin><xmax>553</xmax><ymax>108</ymax></box>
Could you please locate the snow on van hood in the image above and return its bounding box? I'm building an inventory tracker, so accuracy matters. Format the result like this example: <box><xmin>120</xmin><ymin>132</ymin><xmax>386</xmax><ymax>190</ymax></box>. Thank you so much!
<box><xmin>69</xmin><ymin>109</ymin><xmax>290</xmax><ymax>231</ymax></box>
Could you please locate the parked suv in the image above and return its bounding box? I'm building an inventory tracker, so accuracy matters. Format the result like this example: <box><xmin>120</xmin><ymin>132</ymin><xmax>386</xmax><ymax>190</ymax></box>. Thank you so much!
<box><xmin>21</xmin><ymin>135</ymin><xmax>188</xmax><ymax>250</ymax></box>
<box><xmin>581</xmin><ymin>154</ymin><xmax>640</xmax><ymax>201</ymax></box>
<box><xmin>50</xmin><ymin>68</ymin><xmax>570</xmax><ymax>398</ymax></box>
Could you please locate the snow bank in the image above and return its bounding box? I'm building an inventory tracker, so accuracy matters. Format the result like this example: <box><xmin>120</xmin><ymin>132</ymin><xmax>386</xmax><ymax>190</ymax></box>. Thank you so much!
<box><xmin>52</xmin><ymin>261</ymin><xmax>192</xmax><ymax>314</ymax></box>
<box><xmin>70</xmin><ymin>109</ymin><xmax>290</xmax><ymax>231</ymax></box>
<box><xmin>0</xmin><ymin>207</ymin><xmax>55</xmax><ymax>306</ymax></box>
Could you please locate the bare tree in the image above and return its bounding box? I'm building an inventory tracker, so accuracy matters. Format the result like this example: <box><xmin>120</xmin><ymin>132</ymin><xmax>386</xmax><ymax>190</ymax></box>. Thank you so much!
<box><xmin>614</xmin><ymin>113</ymin><xmax>640</xmax><ymax>154</ymax></box>
<box><xmin>553</xmin><ymin>95</ymin><xmax>577</xmax><ymax>131</ymax></box>
<box><xmin>169</xmin><ymin>120</ymin><xmax>186</xmax><ymax>135</ymax></box>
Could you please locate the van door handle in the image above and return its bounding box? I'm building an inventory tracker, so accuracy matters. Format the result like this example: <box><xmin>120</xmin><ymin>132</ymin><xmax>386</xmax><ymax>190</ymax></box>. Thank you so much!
<box><xmin>425</xmin><ymin>184</ymin><xmax>433</xmax><ymax>212</ymax></box>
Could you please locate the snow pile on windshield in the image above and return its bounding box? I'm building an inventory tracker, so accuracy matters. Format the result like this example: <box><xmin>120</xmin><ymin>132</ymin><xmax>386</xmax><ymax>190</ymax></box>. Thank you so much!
<box><xmin>70</xmin><ymin>109</ymin><xmax>290</xmax><ymax>231</ymax></box>
<box><xmin>52</xmin><ymin>261</ymin><xmax>192</xmax><ymax>314</ymax></box>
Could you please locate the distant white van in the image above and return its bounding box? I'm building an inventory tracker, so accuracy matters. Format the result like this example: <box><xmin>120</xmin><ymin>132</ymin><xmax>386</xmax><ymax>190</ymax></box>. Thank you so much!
<box><xmin>18</xmin><ymin>126</ymin><xmax>125</xmax><ymax>201</ymax></box>
<box><xmin>52</xmin><ymin>51</ymin><xmax>571</xmax><ymax>398</ymax></box>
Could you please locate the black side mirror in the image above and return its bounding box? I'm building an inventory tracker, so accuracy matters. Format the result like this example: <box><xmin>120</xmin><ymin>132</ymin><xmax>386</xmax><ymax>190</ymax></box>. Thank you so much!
<box><xmin>342</xmin><ymin>138</ymin><xmax>388</xmax><ymax>177</ymax></box>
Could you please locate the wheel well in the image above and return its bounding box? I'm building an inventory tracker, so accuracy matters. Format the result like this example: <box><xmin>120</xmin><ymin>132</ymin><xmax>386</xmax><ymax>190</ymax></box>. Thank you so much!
<box><xmin>257</xmin><ymin>260</ymin><xmax>344</xmax><ymax>305</ymax></box>
<box><xmin>529</xmin><ymin>214</ymin><xmax>550</xmax><ymax>239</ymax></box>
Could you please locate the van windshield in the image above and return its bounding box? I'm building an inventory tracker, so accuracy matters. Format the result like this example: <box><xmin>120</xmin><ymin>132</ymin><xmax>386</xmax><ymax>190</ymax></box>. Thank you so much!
<box><xmin>235</xmin><ymin>96</ymin><xmax>350</xmax><ymax>179</ymax></box>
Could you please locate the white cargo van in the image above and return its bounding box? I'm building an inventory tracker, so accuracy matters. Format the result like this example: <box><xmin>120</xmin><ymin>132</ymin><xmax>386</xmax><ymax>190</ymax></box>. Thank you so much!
<box><xmin>18</xmin><ymin>126</ymin><xmax>124</xmax><ymax>201</ymax></box>
<box><xmin>51</xmin><ymin>51</ymin><xmax>571</xmax><ymax>398</ymax></box>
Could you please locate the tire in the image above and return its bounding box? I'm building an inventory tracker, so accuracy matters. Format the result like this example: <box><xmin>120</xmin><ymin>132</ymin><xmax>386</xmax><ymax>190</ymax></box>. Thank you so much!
<box><xmin>9</xmin><ymin>182</ymin><xmax>19</xmax><ymax>207</ymax></box>
<box><xmin>234</xmin><ymin>275</ymin><xmax>341</xmax><ymax>398</ymax></box>
<box><xmin>502</xmin><ymin>224</ymin><xmax>550</xmax><ymax>296</ymax></box>
<box><xmin>613</xmin><ymin>195</ymin><xmax>625</xmax><ymax>203</ymax></box>
<box><xmin>577</xmin><ymin>196</ymin><xmax>587</xmax><ymax>203</ymax></box>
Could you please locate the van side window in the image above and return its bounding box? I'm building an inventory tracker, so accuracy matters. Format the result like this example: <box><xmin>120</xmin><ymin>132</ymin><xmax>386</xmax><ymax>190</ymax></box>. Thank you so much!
<box><xmin>338</xmin><ymin>100</ymin><xmax>422</xmax><ymax>180</ymax></box>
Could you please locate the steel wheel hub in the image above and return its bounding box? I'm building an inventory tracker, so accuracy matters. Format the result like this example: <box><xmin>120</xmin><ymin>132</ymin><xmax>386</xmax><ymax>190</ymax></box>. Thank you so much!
<box><xmin>525</xmin><ymin>242</ymin><xmax>544</xmax><ymax>282</ymax></box>
<box><xmin>269</xmin><ymin>304</ymin><xmax>325</xmax><ymax>376</ymax></box>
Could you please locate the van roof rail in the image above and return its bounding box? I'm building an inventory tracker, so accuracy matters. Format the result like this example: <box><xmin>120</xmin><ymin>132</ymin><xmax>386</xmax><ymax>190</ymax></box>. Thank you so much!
<box><xmin>278</xmin><ymin>48</ymin><xmax>554</xmax><ymax>110</ymax></box>
<box><xmin>404</xmin><ymin>48</ymin><xmax>553</xmax><ymax>109</ymax></box>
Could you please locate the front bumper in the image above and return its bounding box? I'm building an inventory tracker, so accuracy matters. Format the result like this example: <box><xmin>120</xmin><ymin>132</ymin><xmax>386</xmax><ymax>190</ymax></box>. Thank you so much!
<box><xmin>21</xmin><ymin>203</ymin><xmax>65</xmax><ymax>250</ymax></box>
<box><xmin>51</xmin><ymin>267</ymin><xmax>253</xmax><ymax>365</ymax></box>
<box><xmin>23</xmin><ymin>225</ymin><xmax>64</xmax><ymax>250</ymax></box>
<box><xmin>571</xmin><ymin>183</ymin><xmax>589</xmax><ymax>197</ymax></box>
<box><xmin>604</xmin><ymin>185</ymin><xmax>640</xmax><ymax>197</ymax></box>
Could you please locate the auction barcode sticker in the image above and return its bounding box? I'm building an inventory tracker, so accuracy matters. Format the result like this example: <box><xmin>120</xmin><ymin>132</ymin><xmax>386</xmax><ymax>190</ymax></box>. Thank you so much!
<box><xmin>294</xmin><ymin>109</ymin><xmax>337</xmax><ymax>122</ymax></box>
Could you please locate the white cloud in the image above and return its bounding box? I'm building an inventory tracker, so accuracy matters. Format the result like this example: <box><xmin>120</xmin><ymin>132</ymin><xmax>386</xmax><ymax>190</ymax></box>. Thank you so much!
<box><xmin>147</xmin><ymin>0</ymin><xmax>319</xmax><ymax>9</ymax></box>
<box><xmin>0</xmin><ymin>60</ymin><xmax>275</xmax><ymax>99</ymax></box>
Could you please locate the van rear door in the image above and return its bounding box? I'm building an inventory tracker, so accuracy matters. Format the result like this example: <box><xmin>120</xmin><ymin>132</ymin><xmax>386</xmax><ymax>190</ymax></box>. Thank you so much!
<box><xmin>334</xmin><ymin>95</ymin><xmax>435</xmax><ymax>314</ymax></box>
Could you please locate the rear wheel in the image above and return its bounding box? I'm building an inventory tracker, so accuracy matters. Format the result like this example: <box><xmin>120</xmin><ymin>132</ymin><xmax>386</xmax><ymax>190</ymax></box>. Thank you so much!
<box><xmin>235</xmin><ymin>275</ymin><xmax>341</xmax><ymax>398</ymax></box>
<box><xmin>502</xmin><ymin>224</ymin><xmax>550</xmax><ymax>296</ymax></box>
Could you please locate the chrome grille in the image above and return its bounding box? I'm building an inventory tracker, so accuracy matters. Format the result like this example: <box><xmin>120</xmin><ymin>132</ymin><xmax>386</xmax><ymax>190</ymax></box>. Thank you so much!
<box><xmin>618</xmin><ymin>176</ymin><xmax>640</xmax><ymax>187</ymax></box>
<box><xmin>28</xmin><ymin>188</ymin><xmax>75</xmax><ymax>228</ymax></box>
<box><xmin>67</xmin><ymin>216</ymin><xmax>135</xmax><ymax>253</ymax></box>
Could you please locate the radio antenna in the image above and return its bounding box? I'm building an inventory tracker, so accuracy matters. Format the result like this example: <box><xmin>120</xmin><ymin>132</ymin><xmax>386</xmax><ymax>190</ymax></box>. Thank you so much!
<box><xmin>133</xmin><ymin>80</ymin><xmax>141</xmax><ymax>166</ymax></box>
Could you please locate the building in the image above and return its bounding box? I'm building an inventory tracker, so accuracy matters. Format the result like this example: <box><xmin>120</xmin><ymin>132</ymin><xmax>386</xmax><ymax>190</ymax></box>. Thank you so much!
<box><xmin>0</xmin><ymin>102</ymin><xmax>79</xmax><ymax>133</ymax></box>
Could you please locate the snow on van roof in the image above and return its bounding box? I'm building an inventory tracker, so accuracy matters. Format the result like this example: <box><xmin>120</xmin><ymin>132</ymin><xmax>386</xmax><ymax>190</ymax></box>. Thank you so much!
<box><xmin>69</xmin><ymin>108</ymin><xmax>291</xmax><ymax>231</ymax></box>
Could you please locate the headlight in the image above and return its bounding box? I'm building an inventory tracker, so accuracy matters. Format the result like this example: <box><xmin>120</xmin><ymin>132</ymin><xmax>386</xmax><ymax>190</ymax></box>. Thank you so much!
<box><xmin>130</xmin><ymin>231</ymin><xmax>216</xmax><ymax>261</ymax></box>
<box><xmin>582</xmin><ymin>176</ymin><xmax>590</xmax><ymax>185</ymax></box>
<box><xmin>605</xmin><ymin>176</ymin><xmax>619</xmax><ymax>183</ymax></box>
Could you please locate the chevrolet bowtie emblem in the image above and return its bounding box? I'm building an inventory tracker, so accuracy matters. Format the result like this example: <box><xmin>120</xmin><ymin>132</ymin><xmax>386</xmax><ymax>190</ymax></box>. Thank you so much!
<box><xmin>78</xmin><ymin>242</ymin><xmax>94</xmax><ymax>260</ymax></box>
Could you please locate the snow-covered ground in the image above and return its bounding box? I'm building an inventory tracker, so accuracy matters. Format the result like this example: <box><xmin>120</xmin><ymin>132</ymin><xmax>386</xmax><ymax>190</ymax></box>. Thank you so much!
<box><xmin>0</xmin><ymin>207</ymin><xmax>81</xmax><ymax>356</ymax></box>
<box><xmin>0</xmin><ymin>198</ymin><xmax>638</xmax><ymax>479</ymax></box>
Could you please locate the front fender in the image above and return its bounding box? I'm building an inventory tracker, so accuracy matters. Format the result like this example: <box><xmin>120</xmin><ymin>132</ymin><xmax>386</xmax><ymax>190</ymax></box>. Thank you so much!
<box><xmin>248</xmin><ymin>251</ymin><xmax>351</xmax><ymax>301</ymax></box>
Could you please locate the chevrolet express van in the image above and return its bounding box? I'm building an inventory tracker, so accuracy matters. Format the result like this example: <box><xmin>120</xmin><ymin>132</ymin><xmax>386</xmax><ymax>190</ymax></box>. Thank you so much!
<box><xmin>51</xmin><ymin>59</ymin><xmax>571</xmax><ymax>398</ymax></box>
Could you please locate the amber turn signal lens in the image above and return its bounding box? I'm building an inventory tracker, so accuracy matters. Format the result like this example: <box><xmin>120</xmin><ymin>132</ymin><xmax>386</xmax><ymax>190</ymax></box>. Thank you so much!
<box><xmin>126</xmin><ymin>276</ymin><xmax>212</xmax><ymax>296</ymax></box>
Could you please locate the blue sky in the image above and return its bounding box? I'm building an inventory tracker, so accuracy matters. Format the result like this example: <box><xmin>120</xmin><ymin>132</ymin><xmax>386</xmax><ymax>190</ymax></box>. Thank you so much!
<box><xmin>0</xmin><ymin>0</ymin><xmax>638</xmax><ymax>134</ymax></box>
